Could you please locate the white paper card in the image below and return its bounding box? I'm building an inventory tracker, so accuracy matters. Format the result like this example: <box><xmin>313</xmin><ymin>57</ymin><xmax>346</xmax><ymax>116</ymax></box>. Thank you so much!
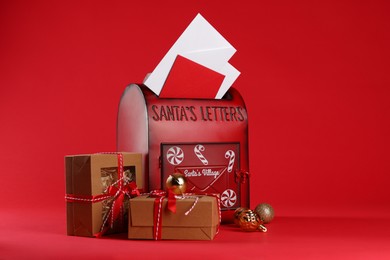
<box><xmin>144</xmin><ymin>13</ymin><xmax>240</xmax><ymax>99</ymax></box>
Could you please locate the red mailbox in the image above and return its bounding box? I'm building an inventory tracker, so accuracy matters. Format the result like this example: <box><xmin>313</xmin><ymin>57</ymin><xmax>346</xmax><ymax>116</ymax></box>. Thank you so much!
<box><xmin>117</xmin><ymin>84</ymin><xmax>249</xmax><ymax>221</ymax></box>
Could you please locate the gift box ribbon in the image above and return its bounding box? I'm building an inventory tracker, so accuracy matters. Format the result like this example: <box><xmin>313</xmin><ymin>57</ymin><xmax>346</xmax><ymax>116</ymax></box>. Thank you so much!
<box><xmin>149</xmin><ymin>190</ymin><xmax>177</xmax><ymax>240</ymax></box>
<box><xmin>65</xmin><ymin>152</ymin><xmax>140</xmax><ymax>237</ymax></box>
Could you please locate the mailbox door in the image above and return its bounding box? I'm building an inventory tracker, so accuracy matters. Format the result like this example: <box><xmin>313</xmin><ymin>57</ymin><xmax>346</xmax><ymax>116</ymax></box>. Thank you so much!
<box><xmin>161</xmin><ymin>142</ymin><xmax>241</xmax><ymax>211</ymax></box>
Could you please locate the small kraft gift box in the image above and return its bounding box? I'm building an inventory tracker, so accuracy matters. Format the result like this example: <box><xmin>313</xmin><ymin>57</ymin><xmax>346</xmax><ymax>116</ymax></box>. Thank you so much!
<box><xmin>65</xmin><ymin>152</ymin><xmax>143</xmax><ymax>237</ymax></box>
<box><xmin>128</xmin><ymin>194</ymin><xmax>220</xmax><ymax>240</ymax></box>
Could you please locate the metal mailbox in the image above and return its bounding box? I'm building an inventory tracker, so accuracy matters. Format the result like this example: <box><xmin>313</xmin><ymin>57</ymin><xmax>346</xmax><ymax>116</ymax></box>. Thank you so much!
<box><xmin>117</xmin><ymin>84</ymin><xmax>249</xmax><ymax>221</ymax></box>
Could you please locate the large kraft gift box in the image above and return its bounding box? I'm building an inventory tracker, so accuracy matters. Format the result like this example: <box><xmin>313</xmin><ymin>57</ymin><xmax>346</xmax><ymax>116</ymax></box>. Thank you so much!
<box><xmin>128</xmin><ymin>195</ymin><xmax>220</xmax><ymax>240</ymax></box>
<box><xmin>65</xmin><ymin>153</ymin><xmax>143</xmax><ymax>237</ymax></box>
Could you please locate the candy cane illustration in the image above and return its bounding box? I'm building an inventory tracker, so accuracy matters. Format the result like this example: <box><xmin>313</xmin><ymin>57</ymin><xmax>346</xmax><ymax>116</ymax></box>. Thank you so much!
<box><xmin>166</xmin><ymin>146</ymin><xmax>184</xmax><ymax>165</ymax></box>
<box><xmin>225</xmin><ymin>150</ymin><xmax>235</xmax><ymax>172</ymax></box>
<box><xmin>221</xmin><ymin>189</ymin><xmax>237</xmax><ymax>208</ymax></box>
<box><xmin>194</xmin><ymin>144</ymin><xmax>208</xmax><ymax>165</ymax></box>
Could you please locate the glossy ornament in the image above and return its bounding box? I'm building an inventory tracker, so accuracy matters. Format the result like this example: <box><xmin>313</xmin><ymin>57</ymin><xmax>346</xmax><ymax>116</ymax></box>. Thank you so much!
<box><xmin>238</xmin><ymin>209</ymin><xmax>265</xmax><ymax>232</ymax></box>
<box><xmin>165</xmin><ymin>173</ymin><xmax>187</xmax><ymax>195</ymax></box>
<box><xmin>233</xmin><ymin>207</ymin><xmax>247</xmax><ymax>226</ymax></box>
<box><xmin>254</xmin><ymin>203</ymin><xmax>275</xmax><ymax>224</ymax></box>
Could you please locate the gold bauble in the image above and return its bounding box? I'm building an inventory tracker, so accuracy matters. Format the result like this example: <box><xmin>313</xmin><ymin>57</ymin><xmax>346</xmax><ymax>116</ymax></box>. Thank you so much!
<box><xmin>233</xmin><ymin>207</ymin><xmax>247</xmax><ymax>226</ymax></box>
<box><xmin>254</xmin><ymin>203</ymin><xmax>275</xmax><ymax>224</ymax></box>
<box><xmin>165</xmin><ymin>173</ymin><xmax>187</xmax><ymax>195</ymax></box>
<box><xmin>238</xmin><ymin>209</ymin><xmax>263</xmax><ymax>232</ymax></box>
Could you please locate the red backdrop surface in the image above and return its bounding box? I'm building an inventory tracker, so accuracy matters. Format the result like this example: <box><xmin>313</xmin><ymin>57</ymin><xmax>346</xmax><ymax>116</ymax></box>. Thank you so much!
<box><xmin>1</xmin><ymin>0</ymin><xmax>390</xmax><ymax>259</ymax></box>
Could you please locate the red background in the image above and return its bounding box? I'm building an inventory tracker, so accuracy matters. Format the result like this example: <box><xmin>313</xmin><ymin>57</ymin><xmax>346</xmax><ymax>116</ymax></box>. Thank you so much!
<box><xmin>1</xmin><ymin>0</ymin><xmax>390</xmax><ymax>259</ymax></box>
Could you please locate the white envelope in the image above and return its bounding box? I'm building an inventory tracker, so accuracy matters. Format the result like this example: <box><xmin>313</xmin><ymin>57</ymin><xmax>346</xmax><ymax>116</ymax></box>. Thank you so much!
<box><xmin>144</xmin><ymin>13</ymin><xmax>240</xmax><ymax>99</ymax></box>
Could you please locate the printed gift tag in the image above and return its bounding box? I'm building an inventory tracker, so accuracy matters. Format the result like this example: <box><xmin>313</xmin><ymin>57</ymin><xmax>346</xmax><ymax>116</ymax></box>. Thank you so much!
<box><xmin>161</xmin><ymin>143</ymin><xmax>240</xmax><ymax>210</ymax></box>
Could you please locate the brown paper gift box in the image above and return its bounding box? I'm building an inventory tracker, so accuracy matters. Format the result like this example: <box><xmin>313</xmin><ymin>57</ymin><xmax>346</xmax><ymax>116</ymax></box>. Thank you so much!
<box><xmin>128</xmin><ymin>195</ymin><xmax>219</xmax><ymax>240</ymax></box>
<box><xmin>65</xmin><ymin>153</ymin><xmax>143</xmax><ymax>237</ymax></box>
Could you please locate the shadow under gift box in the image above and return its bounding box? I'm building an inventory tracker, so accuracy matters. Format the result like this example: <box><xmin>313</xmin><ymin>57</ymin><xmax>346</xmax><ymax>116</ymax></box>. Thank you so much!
<box><xmin>117</xmin><ymin>84</ymin><xmax>249</xmax><ymax>222</ymax></box>
<box><xmin>65</xmin><ymin>153</ymin><xmax>143</xmax><ymax>237</ymax></box>
<box><xmin>128</xmin><ymin>195</ymin><xmax>219</xmax><ymax>240</ymax></box>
